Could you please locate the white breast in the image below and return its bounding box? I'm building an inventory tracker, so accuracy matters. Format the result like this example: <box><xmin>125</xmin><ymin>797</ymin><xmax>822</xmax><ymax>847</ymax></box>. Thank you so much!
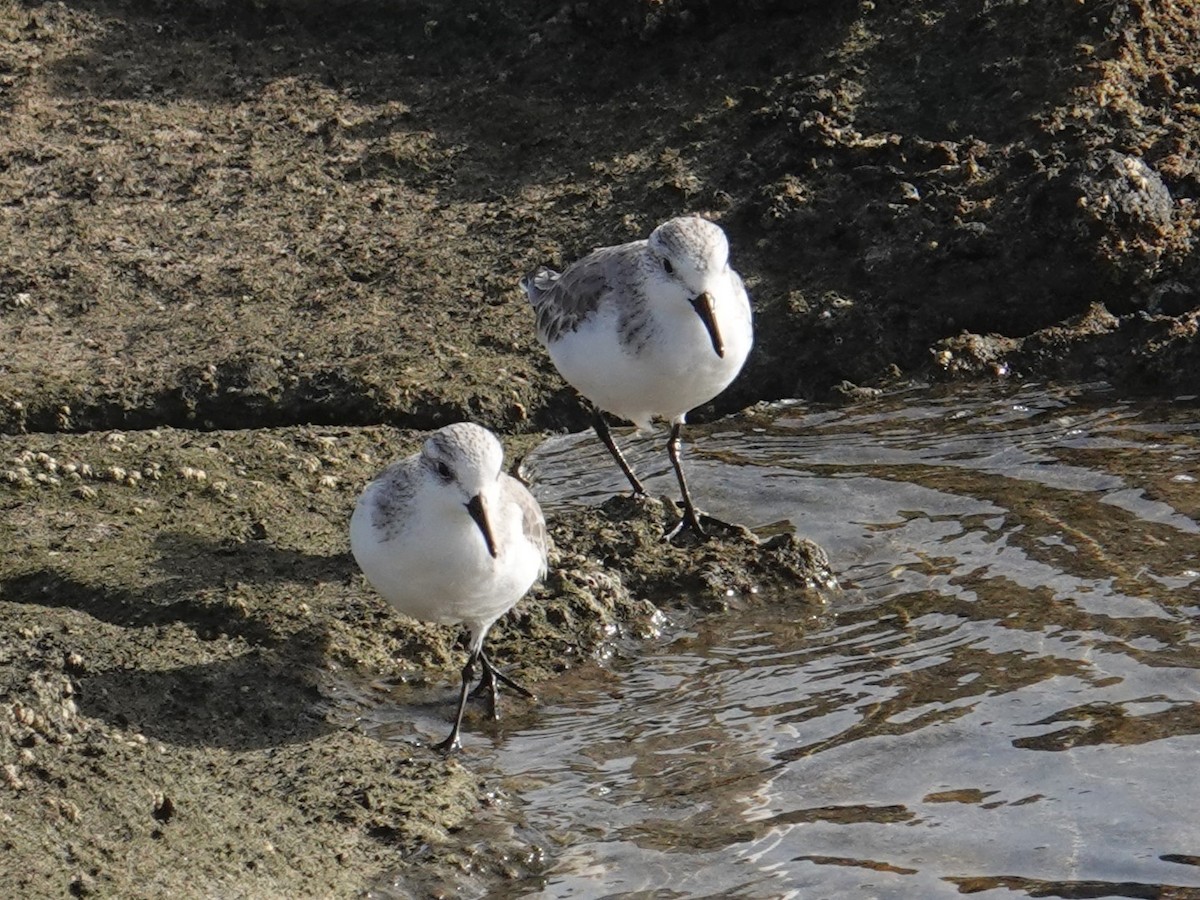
<box><xmin>547</xmin><ymin>279</ymin><xmax>752</xmax><ymax>428</ymax></box>
<box><xmin>349</xmin><ymin>479</ymin><xmax>541</xmax><ymax>631</ymax></box>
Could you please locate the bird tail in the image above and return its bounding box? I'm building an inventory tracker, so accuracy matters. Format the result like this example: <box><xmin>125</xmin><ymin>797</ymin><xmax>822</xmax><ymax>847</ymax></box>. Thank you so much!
<box><xmin>519</xmin><ymin>266</ymin><xmax>560</xmax><ymax>306</ymax></box>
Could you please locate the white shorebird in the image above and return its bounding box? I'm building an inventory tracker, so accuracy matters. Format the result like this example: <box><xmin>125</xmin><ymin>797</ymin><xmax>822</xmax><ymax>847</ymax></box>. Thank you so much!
<box><xmin>523</xmin><ymin>215</ymin><xmax>753</xmax><ymax>538</ymax></box>
<box><xmin>350</xmin><ymin>422</ymin><xmax>548</xmax><ymax>752</ymax></box>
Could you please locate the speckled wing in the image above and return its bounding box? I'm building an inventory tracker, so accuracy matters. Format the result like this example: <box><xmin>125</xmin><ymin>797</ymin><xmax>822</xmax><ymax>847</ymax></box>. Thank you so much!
<box><xmin>366</xmin><ymin>455</ymin><xmax>420</xmax><ymax>539</ymax></box>
<box><xmin>505</xmin><ymin>475</ymin><xmax>549</xmax><ymax>577</ymax></box>
<box><xmin>522</xmin><ymin>244</ymin><xmax>634</xmax><ymax>346</ymax></box>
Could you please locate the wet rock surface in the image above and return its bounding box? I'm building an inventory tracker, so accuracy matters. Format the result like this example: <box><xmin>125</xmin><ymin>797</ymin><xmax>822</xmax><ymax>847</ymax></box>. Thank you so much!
<box><xmin>1</xmin><ymin>0</ymin><xmax>1198</xmax><ymax>895</ymax></box>
<box><xmin>0</xmin><ymin>425</ymin><xmax>830</xmax><ymax>896</ymax></box>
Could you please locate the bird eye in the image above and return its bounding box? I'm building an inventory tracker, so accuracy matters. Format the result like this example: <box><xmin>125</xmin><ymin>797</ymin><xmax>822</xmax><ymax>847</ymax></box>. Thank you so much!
<box><xmin>662</xmin><ymin>257</ymin><xmax>674</xmax><ymax>275</ymax></box>
<box><xmin>435</xmin><ymin>461</ymin><xmax>453</xmax><ymax>481</ymax></box>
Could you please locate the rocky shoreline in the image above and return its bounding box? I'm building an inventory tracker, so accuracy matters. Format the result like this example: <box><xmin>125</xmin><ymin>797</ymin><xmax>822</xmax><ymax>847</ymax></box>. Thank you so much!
<box><xmin>1</xmin><ymin>0</ymin><xmax>1197</xmax><ymax>895</ymax></box>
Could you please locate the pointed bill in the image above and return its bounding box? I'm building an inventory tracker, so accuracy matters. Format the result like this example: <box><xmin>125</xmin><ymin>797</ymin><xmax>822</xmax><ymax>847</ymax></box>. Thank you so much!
<box><xmin>689</xmin><ymin>292</ymin><xmax>724</xmax><ymax>358</ymax></box>
<box><xmin>465</xmin><ymin>494</ymin><xmax>498</xmax><ymax>558</ymax></box>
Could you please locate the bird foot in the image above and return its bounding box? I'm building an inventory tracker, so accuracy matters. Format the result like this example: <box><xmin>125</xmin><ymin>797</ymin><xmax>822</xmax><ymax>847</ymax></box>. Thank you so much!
<box><xmin>432</xmin><ymin>732</ymin><xmax>462</xmax><ymax>754</ymax></box>
<box><xmin>662</xmin><ymin>505</ymin><xmax>742</xmax><ymax>545</ymax></box>
<box><xmin>663</xmin><ymin>510</ymin><xmax>708</xmax><ymax>544</ymax></box>
<box><xmin>469</xmin><ymin>655</ymin><xmax>534</xmax><ymax>720</ymax></box>
<box><xmin>488</xmin><ymin>666</ymin><xmax>535</xmax><ymax>700</ymax></box>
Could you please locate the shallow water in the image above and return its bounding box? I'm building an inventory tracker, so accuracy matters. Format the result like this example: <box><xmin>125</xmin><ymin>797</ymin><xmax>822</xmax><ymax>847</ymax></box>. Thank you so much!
<box><xmin>374</xmin><ymin>383</ymin><xmax>1200</xmax><ymax>898</ymax></box>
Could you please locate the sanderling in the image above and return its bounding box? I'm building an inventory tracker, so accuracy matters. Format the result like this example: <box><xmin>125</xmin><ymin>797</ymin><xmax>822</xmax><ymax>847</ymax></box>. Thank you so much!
<box><xmin>522</xmin><ymin>215</ymin><xmax>753</xmax><ymax>538</ymax></box>
<box><xmin>350</xmin><ymin>422</ymin><xmax>548</xmax><ymax>752</ymax></box>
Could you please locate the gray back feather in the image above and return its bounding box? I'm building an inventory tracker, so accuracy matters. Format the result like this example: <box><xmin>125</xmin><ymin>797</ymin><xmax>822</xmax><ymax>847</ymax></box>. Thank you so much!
<box><xmin>368</xmin><ymin>455</ymin><xmax>421</xmax><ymax>537</ymax></box>
<box><xmin>522</xmin><ymin>241</ymin><xmax>645</xmax><ymax>345</ymax></box>
<box><xmin>504</xmin><ymin>474</ymin><xmax>550</xmax><ymax>576</ymax></box>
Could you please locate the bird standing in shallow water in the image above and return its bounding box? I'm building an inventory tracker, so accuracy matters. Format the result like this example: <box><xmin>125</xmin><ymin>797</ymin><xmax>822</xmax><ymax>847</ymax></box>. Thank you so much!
<box><xmin>523</xmin><ymin>215</ymin><xmax>753</xmax><ymax>538</ymax></box>
<box><xmin>350</xmin><ymin>422</ymin><xmax>548</xmax><ymax>752</ymax></box>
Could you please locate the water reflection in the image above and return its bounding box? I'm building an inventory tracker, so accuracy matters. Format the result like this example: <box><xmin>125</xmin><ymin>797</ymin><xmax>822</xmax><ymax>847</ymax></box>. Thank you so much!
<box><xmin>383</xmin><ymin>383</ymin><xmax>1200</xmax><ymax>898</ymax></box>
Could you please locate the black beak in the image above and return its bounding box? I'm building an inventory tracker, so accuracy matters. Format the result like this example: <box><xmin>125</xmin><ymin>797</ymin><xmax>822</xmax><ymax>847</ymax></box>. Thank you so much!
<box><xmin>689</xmin><ymin>292</ymin><xmax>724</xmax><ymax>358</ymax></box>
<box><xmin>465</xmin><ymin>494</ymin><xmax>498</xmax><ymax>558</ymax></box>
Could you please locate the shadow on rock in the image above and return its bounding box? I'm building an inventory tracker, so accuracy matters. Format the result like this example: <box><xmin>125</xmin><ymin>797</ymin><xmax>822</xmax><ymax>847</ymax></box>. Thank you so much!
<box><xmin>1</xmin><ymin>531</ymin><xmax>357</xmax><ymax>644</ymax></box>
<box><xmin>149</xmin><ymin>530</ymin><xmax>359</xmax><ymax>594</ymax></box>
<box><xmin>74</xmin><ymin>625</ymin><xmax>334</xmax><ymax>750</ymax></box>
<box><xmin>4</xmin><ymin>540</ymin><xmax>355</xmax><ymax>748</ymax></box>
<box><xmin>1</xmin><ymin>534</ymin><xmax>353</xmax><ymax>748</ymax></box>
<box><xmin>2</xmin><ymin>568</ymin><xmax>280</xmax><ymax>645</ymax></box>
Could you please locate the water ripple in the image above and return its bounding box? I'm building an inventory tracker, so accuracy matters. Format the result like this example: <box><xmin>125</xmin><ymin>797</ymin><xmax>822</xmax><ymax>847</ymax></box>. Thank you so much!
<box><xmin>377</xmin><ymin>384</ymin><xmax>1200</xmax><ymax>898</ymax></box>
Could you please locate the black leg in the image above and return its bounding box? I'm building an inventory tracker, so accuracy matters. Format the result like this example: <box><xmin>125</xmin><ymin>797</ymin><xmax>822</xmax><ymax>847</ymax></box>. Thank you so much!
<box><xmin>592</xmin><ymin>407</ymin><xmax>646</xmax><ymax>496</ymax></box>
<box><xmin>468</xmin><ymin>656</ymin><xmax>497</xmax><ymax>715</ymax></box>
<box><xmin>482</xmin><ymin>652</ymin><xmax>534</xmax><ymax>698</ymax></box>
<box><xmin>665</xmin><ymin>422</ymin><xmax>706</xmax><ymax>540</ymax></box>
<box><xmin>470</xmin><ymin>651</ymin><xmax>535</xmax><ymax>720</ymax></box>
<box><xmin>433</xmin><ymin>649</ymin><xmax>479</xmax><ymax>754</ymax></box>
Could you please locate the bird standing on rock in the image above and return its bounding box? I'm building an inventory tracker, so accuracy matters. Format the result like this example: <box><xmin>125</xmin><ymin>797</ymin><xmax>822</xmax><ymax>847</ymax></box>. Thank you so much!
<box><xmin>350</xmin><ymin>422</ymin><xmax>548</xmax><ymax>752</ymax></box>
<box><xmin>523</xmin><ymin>215</ymin><xmax>753</xmax><ymax>539</ymax></box>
